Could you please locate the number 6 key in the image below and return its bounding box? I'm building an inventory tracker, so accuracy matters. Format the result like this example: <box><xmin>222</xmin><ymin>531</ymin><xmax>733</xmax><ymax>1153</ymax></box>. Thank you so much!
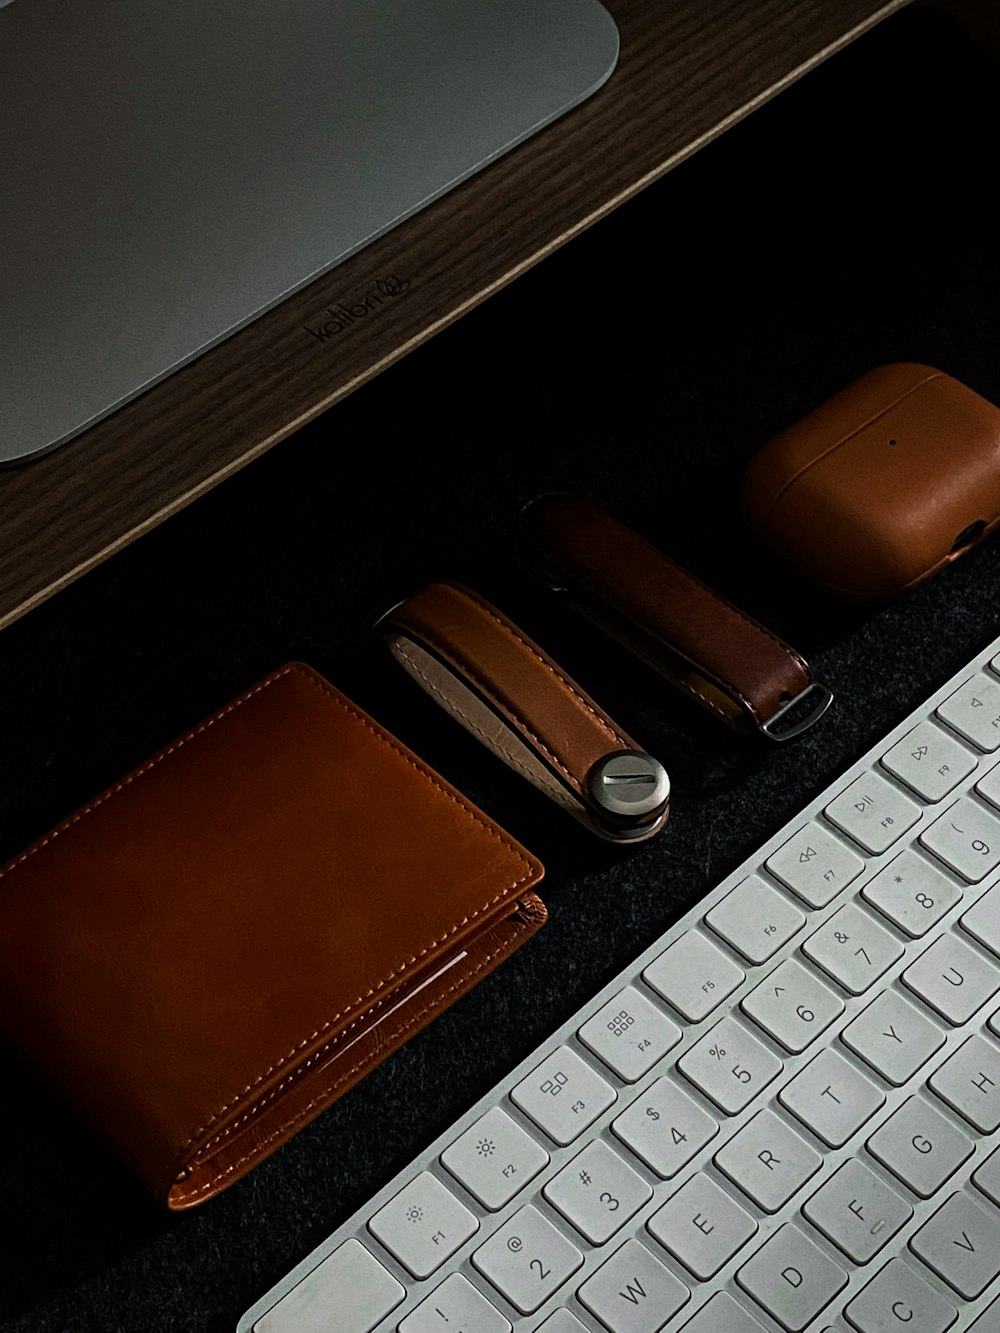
<box><xmin>741</xmin><ymin>958</ymin><xmax>844</xmax><ymax>1053</ymax></box>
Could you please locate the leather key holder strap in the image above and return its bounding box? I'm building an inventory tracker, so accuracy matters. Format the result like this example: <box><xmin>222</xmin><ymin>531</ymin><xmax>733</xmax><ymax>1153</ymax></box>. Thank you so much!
<box><xmin>519</xmin><ymin>492</ymin><xmax>832</xmax><ymax>741</ymax></box>
<box><xmin>378</xmin><ymin>580</ymin><xmax>670</xmax><ymax>842</ymax></box>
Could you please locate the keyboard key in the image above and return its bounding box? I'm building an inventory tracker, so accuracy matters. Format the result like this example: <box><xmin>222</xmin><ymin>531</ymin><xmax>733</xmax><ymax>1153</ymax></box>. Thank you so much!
<box><xmin>472</xmin><ymin>1204</ymin><xmax>582</xmax><ymax>1315</ymax></box>
<box><xmin>441</xmin><ymin>1107</ymin><xmax>548</xmax><ymax>1211</ymax></box>
<box><xmin>577</xmin><ymin>1238</ymin><xmax>689</xmax><ymax>1332</ymax></box>
<box><xmin>862</xmin><ymin>849</ymin><xmax>963</xmax><ymax>937</ymax></box>
<box><xmin>973</xmin><ymin>1145</ymin><xmax>1000</xmax><ymax>1207</ymax></box>
<box><xmin>543</xmin><ymin>1140</ymin><xmax>652</xmax><ymax>1245</ymax></box>
<box><xmin>705</xmin><ymin>875</ymin><xmax>805</xmax><ymax>965</ymax></box>
<box><xmin>961</xmin><ymin>881</ymin><xmax>1000</xmax><ymax>957</ymax></box>
<box><xmin>678</xmin><ymin>1017</ymin><xmax>783</xmax><ymax>1114</ymax></box>
<box><xmin>910</xmin><ymin>1191</ymin><xmax>1000</xmax><ymax>1299</ymax></box>
<box><xmin>368</xmin><ymin>1173</ymin><xmax>478</xmax><ymax>1279</ymax></box>
<box><xmin>921</xmin><ymin>796</ymin><xmax>1000</xmax><ymax>882</ymax></box>
<box><xmin>779</xmin><ymin>1048</ymin><xmax>884</xmax><ymax>1148</ymax></box>
<box><xmin>537</xmin><ymin>1314</ymin><xmax>589</xmax><ymax>1332</ymax></box>
<box><xmin>741</xmin><ymin>957</ymin><xmax>844</xmax><ymax>1053</ymax></box>
<box><xmin>976</xmin><ymin>762</ymin><xmax>1000</xmax><ymax>814</ymax></box>
<box><xmin>937</xmin><ymin>675</ymin><xmax>1000</xmax><ymax>751</ymax></box>
<box><xmin>612</xmin><ymin>1077</ymin><xmax>718</xmax><ymax>1178</ymax></box>
<box><xmin>715</xmin><ymin>1109</ymin><xmax>821</xmax><ymax>1213</ymax></box>
<box><xmin>737</xmin><ymin>1223</ymin><xmax>847</xmax><ymax>1332</ymax></box>
<box><xmin>765</xmin><ymin>823</ymin><xmax>864</xmax><ymax>908</ymax></box>
<box><xmin>803</xmin><ymin>902</ymin><xmax>904</xmax><ymax>994</ymax></box>
<box><xmin>903</xmin><ymin>931</ymin><xmax>1000</xmax><ymax>1024</ymax></box>
<box><xmin>929</xmin><ymin>1034</ymin><xmax>1000</xmax><ymax>1131</ymax></box>
<box><xmin>248</xmin><ymin>638</ymin><xmax>1000</xmax><ymax>1333</ymax></box>
<box><xmin>802</xmin><ymin>1159</ymin><xmax>912</xmax><ymax>1263</ymax></box>
<box><xmin>845</xmin><ymin>1257</ymin><xmax>958</xmax><ymax>1333</ymax></box>
<box><xmin>680</xmin><ymin>1293</ymin><xmax>767</xmax><ymax>1332</ymax></box>
<box><xmin>867</xmin><ymin>1096</ymin><xmax>974</xmax><ymax>1198</ymax></box>
<box><xmin>642</xmin><ymin>931</ymin><xmax>745</xmax><ymax>1023</ymax></box>
<box><xmin>647</xmin><ymin>1173</ymin><xmax>757</xmax><ymax>1279</ymax></box>
<box><xmin>511</xmin><ymin>1047</ymin><xmax>616</xmax><ymax>1145</ymax></box>
<box><xmin>841</xmin><ymin>990</ymin><xmax>946</xmax><ymax>1086</ymax></box>
<box><xmin>578</xmin><ymin>985</ymin><xmax>681</xmax><ymax>1082</ymax></box>
<box><xmin>254</xmin><ymin>1238</ymin><xmax>404</xmax><ymax>1333</ymax></box>
<box><xmin>881</xmin><ymin>720</ymin><xmax>977</xmax><ymax>802</ymax></box>
<box><xmin>398</xmin><ymin>1274</ymin><xmax>511</xmax><ymax>1332</ymax></box>
<box><xmin>824</xmin><ymin>771</ymin><xmax>921</xmax><ymax>855</ymax></box>
<box><xmin>969</xmin><ymin>1297</ymin><xmax>1000</xmax><ymax>1333</ymax></box>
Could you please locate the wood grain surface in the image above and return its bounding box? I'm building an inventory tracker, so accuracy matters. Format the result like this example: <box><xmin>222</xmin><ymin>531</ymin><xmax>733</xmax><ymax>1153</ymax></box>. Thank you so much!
<box><xmin>0</xmin><ymin>0</ymin><xmax>906</xmax><ymax>632</ymax></box>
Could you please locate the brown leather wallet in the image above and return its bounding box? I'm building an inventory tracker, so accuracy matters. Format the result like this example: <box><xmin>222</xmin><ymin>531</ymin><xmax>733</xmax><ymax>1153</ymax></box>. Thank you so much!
<box><xmin>0</xmin><ymin>663</ymin><xmax>545</xmax><ymax>1209</ymax></box>
<box><xmin>519</xmin><ymin>493</ymin><xmax>832</xmax><ymax>740</ymax></box>
<box><xmin>379</xmin><ymin>581</ymin><xmax>670</xmax><ymax>841</ymax></box>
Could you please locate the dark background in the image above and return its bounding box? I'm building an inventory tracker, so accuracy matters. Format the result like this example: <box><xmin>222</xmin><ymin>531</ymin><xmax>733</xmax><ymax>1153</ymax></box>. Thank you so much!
<box><xmin>1</xmin><ymin>7</ymin><xmax>998</xmax><ymax>1329</ymax></box>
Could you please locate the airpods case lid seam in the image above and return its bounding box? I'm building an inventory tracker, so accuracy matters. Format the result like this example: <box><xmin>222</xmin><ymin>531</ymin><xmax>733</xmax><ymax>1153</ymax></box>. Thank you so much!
<box><xmin>741</xmin><ymin>363</ymin><xmax>1000</xmax><ymax>601</ymax></box>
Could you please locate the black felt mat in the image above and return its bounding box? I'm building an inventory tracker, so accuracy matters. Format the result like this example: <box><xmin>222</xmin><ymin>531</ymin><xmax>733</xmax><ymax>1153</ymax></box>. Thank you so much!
<box><xmin>1</xmin><ymin>7</ymin><xmax>999</xmax><ymax>1329</ymax></box>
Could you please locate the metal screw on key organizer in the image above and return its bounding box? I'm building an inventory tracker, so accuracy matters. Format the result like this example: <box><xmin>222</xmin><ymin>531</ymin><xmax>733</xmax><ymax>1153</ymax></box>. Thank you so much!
<box><xmin>588</xmin><ymin>751</ymin><xmax>670</xmax><ymax>839</ymax></box>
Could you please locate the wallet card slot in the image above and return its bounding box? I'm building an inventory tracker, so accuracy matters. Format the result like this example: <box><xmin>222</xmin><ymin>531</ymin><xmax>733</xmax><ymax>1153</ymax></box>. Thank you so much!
<box><xmin>0</xmin><ymin>662</ymin><xmax>546</xmax><ymax>1210</ymax></box>
<box><xmin>173</xmin><ymin>893</ymin><xmax>546</xmax><ymax>1208</ymax></box>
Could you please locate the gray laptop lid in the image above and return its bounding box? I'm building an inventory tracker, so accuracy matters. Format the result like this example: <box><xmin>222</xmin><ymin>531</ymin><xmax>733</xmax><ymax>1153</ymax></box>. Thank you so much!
<box><xmin>0</xmin><ymin>0</ymin><xmax>618</xmax><ymax>465</ymax></box>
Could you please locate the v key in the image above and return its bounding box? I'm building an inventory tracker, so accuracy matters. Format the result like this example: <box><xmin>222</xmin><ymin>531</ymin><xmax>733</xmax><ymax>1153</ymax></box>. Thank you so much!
<box><xmin>911</xmin><ymin>1194</ymin><xmax>1000</xmax><ymax>1300</ymax></box>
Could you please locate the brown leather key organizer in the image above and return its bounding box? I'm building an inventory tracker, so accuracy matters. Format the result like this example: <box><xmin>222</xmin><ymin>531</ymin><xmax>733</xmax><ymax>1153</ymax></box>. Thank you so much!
<box><xmin>519</xmin><ymin>492</ymin><xmax>832</xmax><ymax>742</ymax></box>
<box><xmin>378</xmin><ymin>580</ymin><xmax>670</xmax><ymax>842</ymax></box>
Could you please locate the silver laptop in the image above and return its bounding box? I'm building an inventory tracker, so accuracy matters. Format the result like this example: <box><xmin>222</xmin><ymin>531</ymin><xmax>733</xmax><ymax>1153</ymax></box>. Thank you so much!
<box><xmin>0</xmin><ymin>0</ymin><xmax>618</xmax><ymax>466</ymax></box>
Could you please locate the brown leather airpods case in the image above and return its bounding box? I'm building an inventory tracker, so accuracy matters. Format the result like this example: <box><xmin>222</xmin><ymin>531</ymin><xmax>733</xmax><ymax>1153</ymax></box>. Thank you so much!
<box><xmin>742</xmin><ymin>364</ymin><xmax>1000</xmax><ymax>601</ymax></box>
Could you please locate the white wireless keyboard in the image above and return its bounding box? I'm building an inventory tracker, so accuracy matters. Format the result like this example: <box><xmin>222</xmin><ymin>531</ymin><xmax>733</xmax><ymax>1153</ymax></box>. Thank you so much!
<box><xmin>239</xmin><ymin>632</ymin><xmax>1000</xmax><ymax>1333</ymax></box>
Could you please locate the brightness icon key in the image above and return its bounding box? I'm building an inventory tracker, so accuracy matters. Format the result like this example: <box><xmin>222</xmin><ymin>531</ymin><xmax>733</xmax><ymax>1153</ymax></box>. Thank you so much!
<box><xmin>441</xmin><ymin>1107</ymin><xmax>548</xmax><ymax>1211</ymax></box>
<box><xmin>368</xmin><ymin>1172</ymin><xmax>478</xmax><ymax>1278</ymax></box>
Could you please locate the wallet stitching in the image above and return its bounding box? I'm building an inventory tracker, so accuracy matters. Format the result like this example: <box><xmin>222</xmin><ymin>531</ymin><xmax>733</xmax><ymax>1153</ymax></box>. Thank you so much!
<box><xmin>183</xmin><ymin>914</ymin><xmax>534</xmax><ymax>1148</ymax></box>
<box><xmin>192</xmin><ymin>892</ymin><xmax>544</xmax><ymax>1163</ymax></box>
<box><xmin>178</xmin><ymin>667</ymin><xmax>540</xmax><ymax>1146</ymax></box>
<box><xmin>188</xmin><ymin>992</ymin><xmax>393</xmax><ymax>1161</ymax></box>
<box><xmin>170</xmin><ymin>922</ymin><xmax>531</xmax><ymax>1203</ymax></box>
<box><xmin>0</xmin><ymin>662</ymin><xmax>541</xmax><ymax>1155</ymax></box>
<box><xmin>392</xmin><ymin>642</ymin><xmax>578</xmax><ymax>810</ymax></box>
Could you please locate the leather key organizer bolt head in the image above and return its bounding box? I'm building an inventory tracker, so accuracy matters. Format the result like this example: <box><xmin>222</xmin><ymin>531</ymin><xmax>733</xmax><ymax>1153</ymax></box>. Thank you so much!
<box><xmin>379</xmin><ymin>581</ymin><xmax>671</xmax><ymax>841</ymax></box>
